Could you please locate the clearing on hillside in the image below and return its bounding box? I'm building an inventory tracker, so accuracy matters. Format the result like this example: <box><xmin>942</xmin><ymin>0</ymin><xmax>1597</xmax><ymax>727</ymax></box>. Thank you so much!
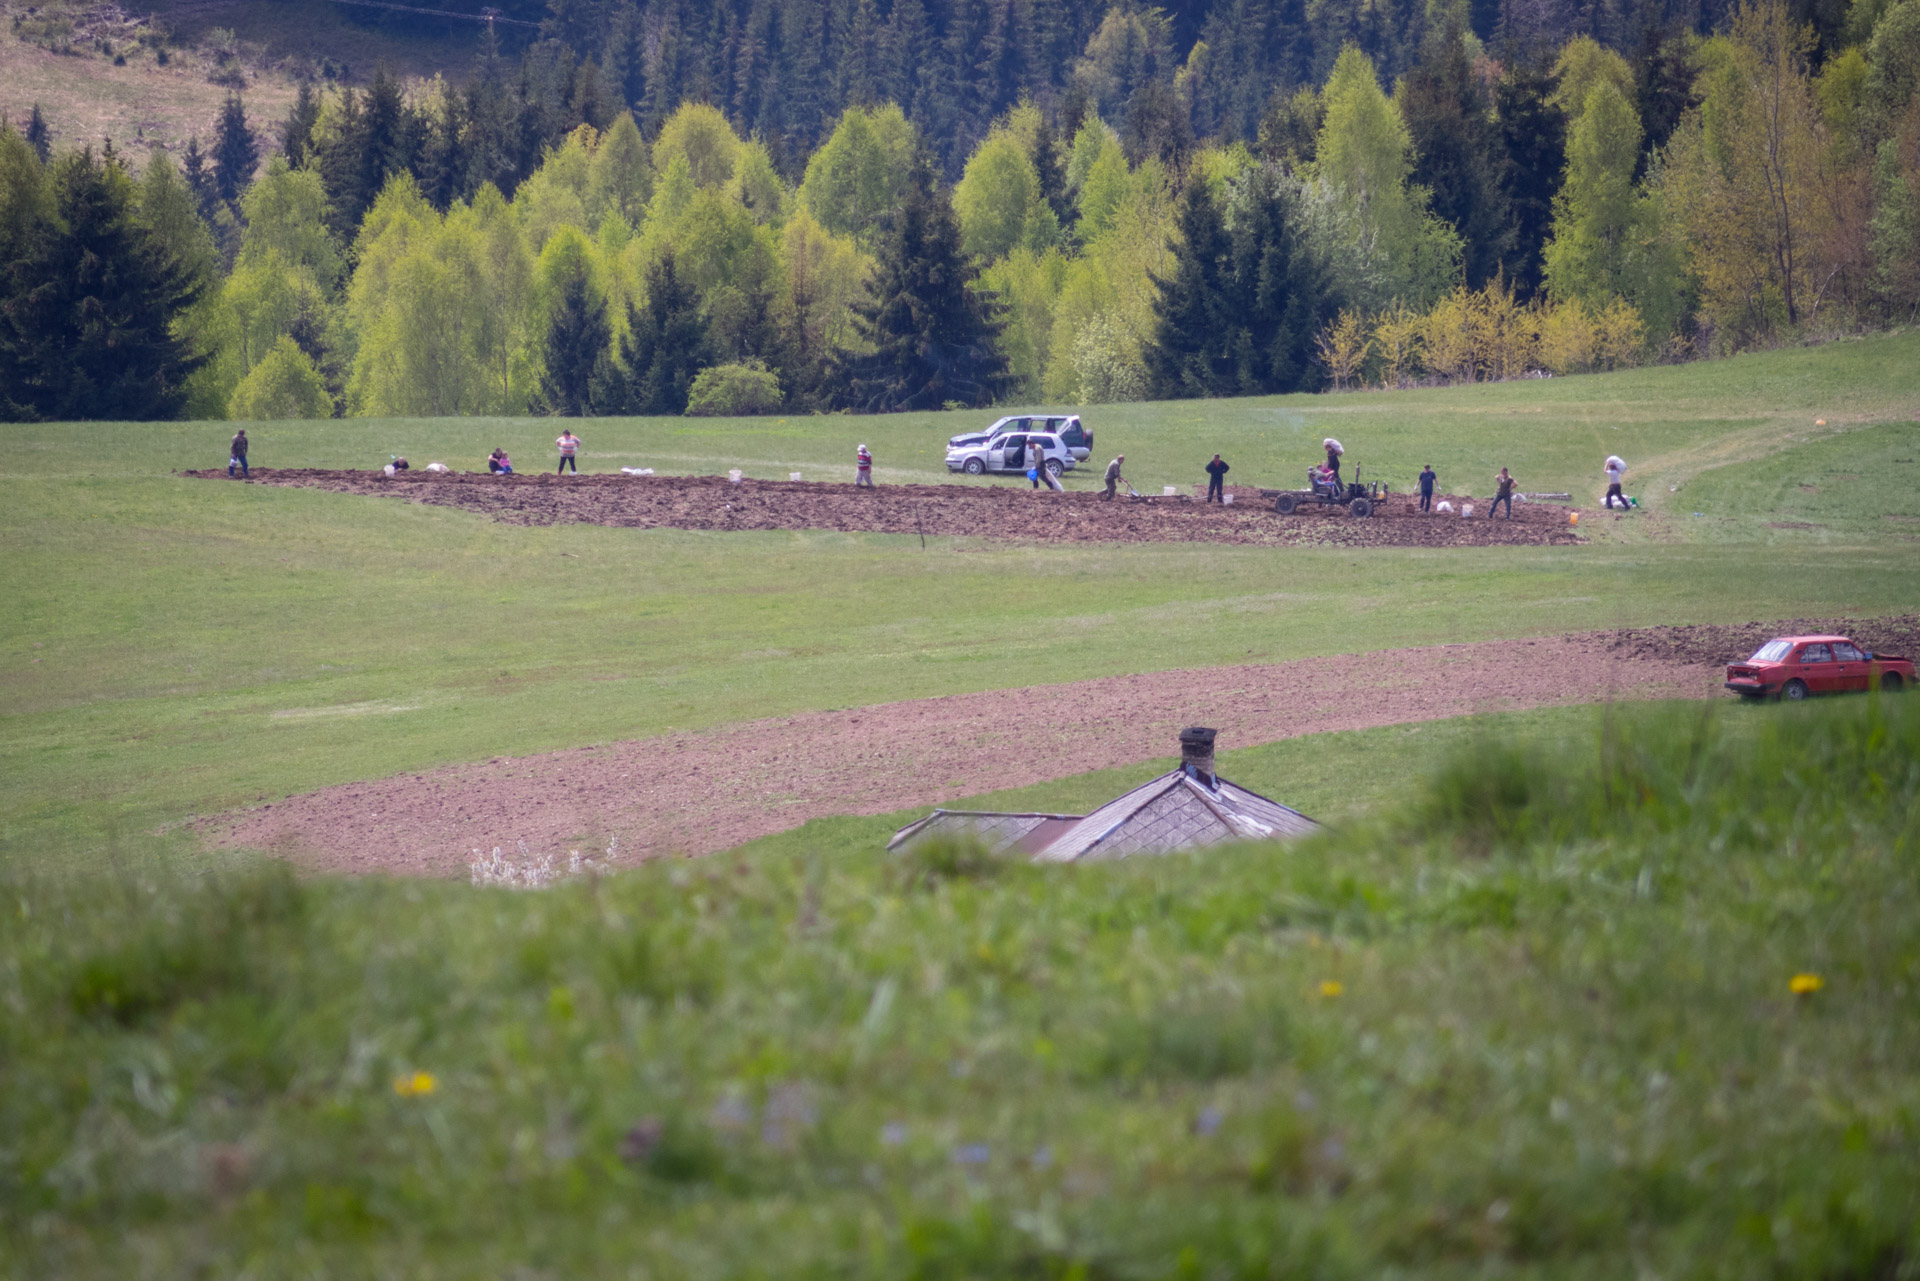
<box><xmin>191</xmin><ymin>469</ymin><xmax>1586</xmax><ymax>547</ymax></box>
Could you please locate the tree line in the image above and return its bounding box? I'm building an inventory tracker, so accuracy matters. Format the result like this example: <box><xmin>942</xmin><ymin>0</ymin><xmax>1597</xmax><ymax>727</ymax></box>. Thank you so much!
<box><xmin>2</xmin><ymin>0</ymin><xmax>1919</xmax><ymax>423</ymax></box>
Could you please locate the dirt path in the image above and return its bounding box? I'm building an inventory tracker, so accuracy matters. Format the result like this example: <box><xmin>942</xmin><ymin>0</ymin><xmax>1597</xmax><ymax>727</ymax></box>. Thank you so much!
<box><xmin>187</xmin><ymin>469</ymin><xmax>1585</xmax><ymax>549</ymax></box>
<box><xmin>203</xmin><ymin>632</ymin><xmax>1745</xmax><ymax>878</ymax></box>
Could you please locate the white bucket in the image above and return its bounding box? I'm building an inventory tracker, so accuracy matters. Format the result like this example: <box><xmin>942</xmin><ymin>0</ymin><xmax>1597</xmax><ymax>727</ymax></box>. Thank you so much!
<box><xmin>1222</xmin><ymin>493</ymin><xmax>1234</xmax><ymax>506</ymax></box>
<box><xmin>729</xmin><ymin>469</ymin><xmax>743</xmax><ymax>483</ymax></box>
<box><xmin>1462</xmin><ymin>503</ymin><xmax>1475</xmax><ymax>517</ymax></box>
<box><xmin>1163</xmin><ymin>485</ymin><xmax>1177</xmax><ymax>496</ymax></box>
<box><xmin>789</xmin><ymin>472</ymin><xmax>802</xmax><ymax>482</ymax></box>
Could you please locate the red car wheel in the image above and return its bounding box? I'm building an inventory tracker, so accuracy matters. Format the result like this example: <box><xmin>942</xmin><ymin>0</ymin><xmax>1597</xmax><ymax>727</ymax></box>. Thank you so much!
<box><xmin>1782</xmin><ymin>679</ymin><xmax>1810</xmax><ymax>702</ymax></box>
<box><xmin>1884</xmin><ymin>672</ymin><xmax>1905</xmax><ymax>693</ymax></box>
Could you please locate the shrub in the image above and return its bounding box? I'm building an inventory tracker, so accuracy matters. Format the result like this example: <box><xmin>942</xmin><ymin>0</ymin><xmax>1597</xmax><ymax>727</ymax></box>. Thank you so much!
<box><xmin>228</xmin><ymin>337</ymin><xmax>333</xmax><ymax>420</ymax></box>
<box><xmin>685</xmin><ymin>361</ymin><xmax>783</xmax><ymax>416</ymax></box>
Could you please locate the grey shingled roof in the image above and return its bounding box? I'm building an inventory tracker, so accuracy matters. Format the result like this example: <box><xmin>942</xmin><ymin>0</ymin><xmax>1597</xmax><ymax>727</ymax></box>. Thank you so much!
<box><xmin>1033</xmin><ymin>770</ymin><xmax>1319</xmax><ymax>863</ymax></box>
<box><xmin>888</xmin><ymin>770</ymin><xmax>1317</xmax><ymax>863</ymax></box>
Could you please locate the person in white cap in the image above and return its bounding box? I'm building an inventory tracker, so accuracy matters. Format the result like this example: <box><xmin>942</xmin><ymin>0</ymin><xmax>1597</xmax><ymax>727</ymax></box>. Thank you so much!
<box><xmin>1604</xmin><ymin>455</ymin><xmax>1627</xmax><ymax>509</ymax></box>
<box><xmin>855</xmin><ymin>443</ymin><xmax>873</xmax><ymax>487</ymax></box>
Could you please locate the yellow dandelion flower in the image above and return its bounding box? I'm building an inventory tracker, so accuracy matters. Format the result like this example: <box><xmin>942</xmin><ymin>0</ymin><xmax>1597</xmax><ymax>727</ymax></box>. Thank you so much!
<box><xmin>393</xmin><ymin>1071</ymin><xmax>438</xmax><ymax>1097</ymax></box>
<box><xmin>1319</xmin><ymin>980</ymin><xmax>1344</xmax><ymax>998</ymax></box>
<box><xmin>1789</xmin><ymin>973</ymin><xmax>1823</xmax><ymax>996</ymax></box>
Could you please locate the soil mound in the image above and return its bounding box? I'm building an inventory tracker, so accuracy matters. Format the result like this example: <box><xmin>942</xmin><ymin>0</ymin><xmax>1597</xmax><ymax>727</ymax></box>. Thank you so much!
<box><xmin>1604</xmin><ymin>615</ymin><xmax>1920</xmax><ymax>666</ymax></box>
<box><xmin>186</xmin><ymin>469</ymin><xmax>1585</xmax><ymax>549</ymax></box>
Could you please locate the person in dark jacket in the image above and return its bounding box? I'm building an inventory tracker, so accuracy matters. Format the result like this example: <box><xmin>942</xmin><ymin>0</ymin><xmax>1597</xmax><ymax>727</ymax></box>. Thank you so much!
<box><xmin>1418</xmin><ymin>464</ymin><xmax>1436</xmax><ymax>512</ymax></box>
<box><xmin>228</xmin><ymin>429</ymin><xmax>249</xmax><ymax>478</ymax></box>
<box><xmin>1204</xmin><ymin>454</ymin><xmax>1229</xmax><ymax>503</ymax></box>
<box><xmin>1489</xmin><ymin>467</ymin><xmax>1516</xmax><ymax>519</ymax></box>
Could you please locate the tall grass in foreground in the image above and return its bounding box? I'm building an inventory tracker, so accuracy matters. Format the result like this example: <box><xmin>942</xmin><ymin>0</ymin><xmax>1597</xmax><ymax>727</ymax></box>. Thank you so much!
<box><xmin>3</xmin><ymin>697</ymin><xmax>1917</xmax><ymax>1278</ymax></box>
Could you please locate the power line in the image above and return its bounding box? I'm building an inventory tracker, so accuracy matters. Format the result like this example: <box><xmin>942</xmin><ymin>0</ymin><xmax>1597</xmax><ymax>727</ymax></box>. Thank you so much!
<box><xmin>324</xmin><ymin>0</ymin><xmax>542</xmax><ymax>28</ymax></box>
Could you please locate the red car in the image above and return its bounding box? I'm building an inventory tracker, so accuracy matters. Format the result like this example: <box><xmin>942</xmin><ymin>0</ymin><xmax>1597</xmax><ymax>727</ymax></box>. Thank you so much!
<box><xmin>1725</xmin><ymin>635</ymin><xmax>1912</xmax><ymax>701</ymax></box>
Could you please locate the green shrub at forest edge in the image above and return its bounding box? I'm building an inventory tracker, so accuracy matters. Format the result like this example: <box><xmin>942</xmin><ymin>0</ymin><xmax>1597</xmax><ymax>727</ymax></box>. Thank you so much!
<box><xmin>685</xmin><ymin>360</ymin><xmax>783</xmax><ymax>416</ymax></box>
<box><xmin>5</xmin><ymin>695</ymin><xmax>1915</xmax><ymax>1276</ymax></box>
<box><xmin>225</xmin><ymin>336</ymin><xmax>332</xmax><ymax>421</ymax></box>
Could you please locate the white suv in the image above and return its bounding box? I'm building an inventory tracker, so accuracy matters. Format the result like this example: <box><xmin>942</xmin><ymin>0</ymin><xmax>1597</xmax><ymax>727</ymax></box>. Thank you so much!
<box><xmin>949</xmin><ymin>415</ymin><xmax>1091</xmax><ymax>461</ymax></box>
<box><xmin>946</xmin><ymin>430</ymin><xmax>1078</xmax><ymax>478</ymax></box>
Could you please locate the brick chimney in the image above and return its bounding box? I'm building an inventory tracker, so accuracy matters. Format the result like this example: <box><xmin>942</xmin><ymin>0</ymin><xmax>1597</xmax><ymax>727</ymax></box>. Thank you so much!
<box><xmin>1179</xmin><ymin>727</ymin><xmax>1218</xmax><ymax>788</ymax></box>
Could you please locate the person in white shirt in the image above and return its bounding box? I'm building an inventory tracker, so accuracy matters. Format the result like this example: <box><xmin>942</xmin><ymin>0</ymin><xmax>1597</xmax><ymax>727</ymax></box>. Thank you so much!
<box><xmin>1604</xmin><ymin>455</ymin><xmax>1627</xmax><ymax>509</ymax></box>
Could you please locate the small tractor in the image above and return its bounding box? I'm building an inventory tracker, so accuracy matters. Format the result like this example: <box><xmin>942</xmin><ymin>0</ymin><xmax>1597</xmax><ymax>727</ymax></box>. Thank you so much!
<box><xmin>1260</xmin><ymin>466</ymin><xmax>1387</xmax><ymax>518</ymax></box>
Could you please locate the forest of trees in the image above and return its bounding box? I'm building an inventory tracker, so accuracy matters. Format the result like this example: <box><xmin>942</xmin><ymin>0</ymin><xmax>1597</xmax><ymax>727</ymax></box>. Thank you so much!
<box><xmin>3</xmin><ymin>0</ymin><xmax>1920</xmax><ymax>422</ymax></box>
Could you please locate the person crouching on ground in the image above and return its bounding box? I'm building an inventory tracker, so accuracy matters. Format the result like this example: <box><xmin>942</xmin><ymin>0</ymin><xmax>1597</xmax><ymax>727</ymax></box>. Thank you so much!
<box><xmin>856</xmin><ymin>443</ymin><xmax>873</xmax><ymax>487</ymax></box>
<box><xmin>1205</xmin><ymin>453</ymin><xmax>1229</xmax><ymax>503</ymax></box>
<box><xmin>556</xmin><ymin>429</ymin><xmax>580</xmax><ymax>474</ymax></box>
<box><xmin>488</xmin><ymin>448</ymin><xmax>513</xmax><ymax>474</ymax></box>
<box><xmin>1604</xmin><ymin>455</ymin><xmax>1627</xmax><ymax>509</ymax></box>
<box><xmin>1418</xmin><ymin>464</ymin><xmax>1436</xmax><ymax>511</ymax></box>
<box><xmin>228</xmin><ymin>428</ymin><xmax>249</xmax><ymax>478</ymax></box>
<box><xmin>1489</xmin><ymin>466</ymin><xmax>1516</xmax><ymax>519</ymax></box>
<box><xmin>1101</xmin><ymin>454</ymin><xmax>1125</xmax><ymax>500</ymax></box>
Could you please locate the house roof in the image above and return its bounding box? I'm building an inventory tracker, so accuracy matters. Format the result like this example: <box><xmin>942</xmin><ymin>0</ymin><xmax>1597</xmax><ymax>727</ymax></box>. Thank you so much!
<box><xmin>887</xmin><ymin>768</ymin><xmax>1318</xmax><ymax>863</ymax></box>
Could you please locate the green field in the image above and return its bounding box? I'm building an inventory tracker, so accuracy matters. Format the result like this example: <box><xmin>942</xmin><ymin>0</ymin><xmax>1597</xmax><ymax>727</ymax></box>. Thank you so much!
<box><xmin>3</xmin><ymin>336</ymin><xmax>1919</xmax><ymax>1275</ymax></box>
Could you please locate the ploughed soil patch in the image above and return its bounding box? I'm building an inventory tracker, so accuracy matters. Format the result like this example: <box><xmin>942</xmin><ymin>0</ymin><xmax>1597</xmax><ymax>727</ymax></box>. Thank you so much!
<box><xmin>185</xmin><ymin>469</ymin><xmax>1585</xmax><ymax>548</ymax></box>
<box><xmin>1604</xmin><ymin>615</ymin><xmax>1920</xmax><ymax>665</ymax></box>
<box><xmin>204</xmin><ymin>627</ymin><xmax>1747</xmax><ymax>878</ymax></box>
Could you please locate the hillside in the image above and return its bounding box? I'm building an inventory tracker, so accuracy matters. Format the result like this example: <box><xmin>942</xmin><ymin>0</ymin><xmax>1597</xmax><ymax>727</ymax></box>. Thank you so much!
<box><xmin>0</xmin><ymin>0</ymin><xmax>480</xmax><ymax>161</ymax></box>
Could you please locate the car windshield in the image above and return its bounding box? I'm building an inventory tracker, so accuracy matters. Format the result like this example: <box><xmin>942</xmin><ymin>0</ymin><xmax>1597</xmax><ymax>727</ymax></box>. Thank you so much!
<box><xmin>1750</xmin><ymin>640</ymin><xmax>1794</xmax><ymax>662</ymax></box>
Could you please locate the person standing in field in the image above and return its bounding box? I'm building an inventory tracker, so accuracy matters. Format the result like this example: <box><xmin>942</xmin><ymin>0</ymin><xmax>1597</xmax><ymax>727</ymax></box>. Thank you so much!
<box><xmin>1489</xmin><ymin>467</ymin><xmax>1516</xmax><ymax>519</ymax></box>
<box><xmin>1101</xmin><ymin>454</ymin><xmax>1126</xmax><ymax>501</ymax></box>
<box><xmin>1027</xmin><ymin>439</ymin><xmax>1046</xmax><ymax>490</ymax></box>
<box><xmin>228</xmin><ymin>428</ymin><xmax>249</xmax><ymax>478</ymax></box>
<box><xmin>1323</xmin><ymin>438</ymin><xmax>1343</xmax><ymax>484</ymax></box>
<box><xmin>1205</xmin><ymin>454</ymin><xmax>1229</xmax><ymax>503</ymax></box>
<box><xmin>556</xmin><ymin>429</ymin><xmax>580</xmax><ymax>474</ymax></box>
<box><xmin>855</xmin><ymin>443</ymin><xmax>873</xmax><ymax>487</ymax></box>
<box><xmin>1418</xmin><ymin>464</ymin><xmax>1436</xmax><ymax>512</ymax></box>
<box><xmin>1604</xmin><ymin>455</ymin><xmax>1627</xmax><ymax>509</ymax></box>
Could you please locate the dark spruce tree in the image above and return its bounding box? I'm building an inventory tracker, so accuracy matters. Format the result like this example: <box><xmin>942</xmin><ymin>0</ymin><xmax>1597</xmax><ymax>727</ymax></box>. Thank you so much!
<box><xmin>1142</xmin><ymin>173</ymin><xmax>1237</xmax><ymax>398</ymax></box>
<box><xmin>832</xmin><ymin>165</ymin><xmax>1011</xmax><ymax>412</ymax></box>
<box><xmin>1401</xmin><ymin>26</ymin><xmax>1514</xmax><ymax>289</ymax></box>
<box><xmin>24</xmin><ymin>104</ymin><xmax>53</xmax><ymax>163</ymax></box>
<box><xmin>1225</xmin><ymin>164</ymin><xmax>1329</xmax><ymax>394</ymax></box>
<box><xmin>280</xmin><ymin>82</ymin><xmax>321</xmax><ymax>168</ymax></box>
<box><xmin>418</xmin><ymin>78</ymin><xmax>472</xmax><ymax>210</ymax></box>
<box><xmin>0</xmin><ymin>149</ymin><xmax>207</xmax><ymax>421</ymax></box>
<box><xmin>212</xmin><ymin>94</ymin><xmax>259</xmax><ymax>204</ymax></box>
<box><xmin>1495</xmin><ymin>59</ymin><xmax>1565</xmax><ymax>298</ymax></box>
<box><xmin>1634</xmin><ymin>24</ymin><xmax>1697</xmax><ymax>177</ymax></box>
<box><xmin>537</xmin><ymin>267</ymin><xmax>612</xmax><ymax>417</ymax></box>
<box><xmin>601</xmin><ymin>251</ymin><xmax>712</xmax><ymax>415</ymax></box>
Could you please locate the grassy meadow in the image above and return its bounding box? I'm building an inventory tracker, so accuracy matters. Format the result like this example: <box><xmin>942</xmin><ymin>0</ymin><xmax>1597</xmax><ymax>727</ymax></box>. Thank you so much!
<box><xmin>6</xmin><ymin>697</ymin><xmax>1918</xmax><ymax>1277</ymax></box>
<box><xmin>3</xmin><ymin>335</ymin><xmax>1919</xmax><ymax>1274</ymax></box>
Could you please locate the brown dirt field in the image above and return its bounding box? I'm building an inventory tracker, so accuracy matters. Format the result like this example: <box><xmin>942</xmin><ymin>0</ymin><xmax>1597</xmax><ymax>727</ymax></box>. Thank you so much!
<box><xmin>185</xmin><ymin>468</ymin><xmax>1586</xmax><ymax>549</ymax></box>
<box><xmin>203</xmin><ymin>629</ymin><xmax>1747</xmax><ymax>878</ymax></box>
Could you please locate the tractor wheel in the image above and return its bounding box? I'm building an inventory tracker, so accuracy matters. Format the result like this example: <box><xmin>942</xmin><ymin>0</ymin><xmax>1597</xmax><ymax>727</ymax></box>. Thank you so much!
<box><xmin>1883</xmin><ymin>671</ymin><xmax>1905</xmax><ymax>693</ymax></box>
<box><xmin>1274</xmin><ymin>493</ymin><xmax>1299</xmax><ymax>515</ymax></box>
<box><xmin>1349</xmin><ymin>497</ymin><xmax>1373</xmax><ymax>517</ymax></box>
<box><xmin>1783</xmin><ymin>678</ymin><xmax>1810</xmax><ymax>702</ymax></box>
<box><xmin>963</xmin><ymin>458</ymin><xmax>985</xmax><ymax>476</ymax></box>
